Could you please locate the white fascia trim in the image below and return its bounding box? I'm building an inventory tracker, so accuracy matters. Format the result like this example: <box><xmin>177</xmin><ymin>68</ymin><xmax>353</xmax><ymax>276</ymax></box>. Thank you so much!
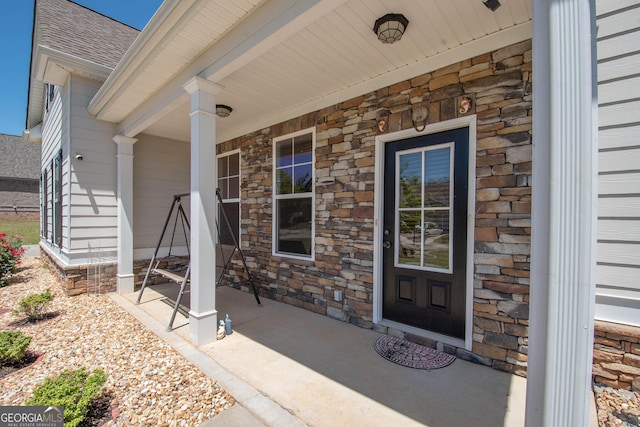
<box><xmin>88</xmin><ymin>0</ymin><xmax>198</xmax><ymax>118</ymax></box>
<box><xmin>217</xmin><ymin>22</ymin><xmax>531</xmax><ymax>144</ymax></box>
<box><xmin>118</xmin><ymin>0</ymin><xmax>342</xmax><ymax>139</ymax></box>
<box><xmin>35</xmin><ymin>45</ymin><xmax>112</xmax><ymax>82</ymax></box>
<box><xmin>28</xmin><ymin>44</ymin><xmax>110</xmax><ymax>129</ymax></box>
<box><xmin>373</xmin><ymin>116</ymin><xmax>476</xmax><ymax>351</ymax></box>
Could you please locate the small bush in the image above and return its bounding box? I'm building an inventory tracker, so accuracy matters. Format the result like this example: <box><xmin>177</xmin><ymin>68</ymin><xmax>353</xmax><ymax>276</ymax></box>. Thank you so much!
<box><xmin>26</xmin><ymin>368</ymin><xmax>107</xmax><ymax>427</ymax></box>
<box><xmin>0</xmin><ymin>233</ymin><xmax>24</xmax><ymax>287</ymax></box>
<box><xmin>0</xmin><ymin>330</ymin><xmax>32</xmax><ymax>365</ymax></box>
<box><xmin>14</xmin><ymin>288</ymin><xmax>55</xmax><ymax>321</ymax></box>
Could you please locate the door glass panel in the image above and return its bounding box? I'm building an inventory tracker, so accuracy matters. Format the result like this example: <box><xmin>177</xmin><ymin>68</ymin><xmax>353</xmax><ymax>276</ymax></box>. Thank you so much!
<box><xmin>396</xmin><ymin>143</ymin><xmax>453</xmax><ymax>272</ymax></box>
<box><xmin>424</xmin><ymin>147</ymin><xmax>451</xmax><ymax>208</ymax></box>
<box><xmin>398</xmin><ymin>211</ymin><xmax>421</xmax><ymax>266</ymax></box>
<box><xmin>399</xmin><ymin>152</ymin><xmax>422</xmax><ymax>208</ymax></box>
<box><xmin>423</xmin><ymin>211</ymin><xmax>450</xmax><ymax>269</ymax></box>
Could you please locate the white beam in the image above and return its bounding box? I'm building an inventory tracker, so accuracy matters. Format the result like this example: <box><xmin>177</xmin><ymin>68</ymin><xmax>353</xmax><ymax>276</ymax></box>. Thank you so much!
<box><xmin>184</xmin><ymin>76</ymin><xmax>221</xmax><ymax>345</ymax></box>
<box><xmin>113</xmin><ymin>135</ymin><xmax>138</xmax><ymax>294</ymax></box>
<box><xmin>526</xmin><ymin>1</ymin><xmax>598</xmax><ymax>426</ymax></box>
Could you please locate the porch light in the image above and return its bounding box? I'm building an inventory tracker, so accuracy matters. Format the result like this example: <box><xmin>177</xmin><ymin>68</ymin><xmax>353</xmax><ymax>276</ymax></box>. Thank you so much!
<box><xmin>373</xmin><ymin>13</ymin><xmax>409</xmax><ymax>44</ymax></box>
<box><xmin>482</xmin><ymin>0</ymin><xmax>501</xmax><ymax>11</ymax></box>
<box><xmin>215</xmin><ymin>104</ymin><xmax>233</xmax><ymax>118</ymax></box>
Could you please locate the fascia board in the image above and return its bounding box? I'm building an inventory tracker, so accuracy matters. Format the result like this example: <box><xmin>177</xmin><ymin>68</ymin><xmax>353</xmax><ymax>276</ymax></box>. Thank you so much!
<box><xmin>88</xmin><ymin>0</ymin><xmax>198</xmax><ymax>118</ymax></box>
<box><xmin>117</xmin><ymin>0</ymin><xmax>337</xmax><ymax>136</ymax></box>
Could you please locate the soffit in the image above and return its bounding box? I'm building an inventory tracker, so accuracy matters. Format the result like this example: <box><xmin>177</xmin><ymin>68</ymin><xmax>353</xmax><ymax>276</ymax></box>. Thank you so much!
<box><xmin>103</xmin><ymin>0</ymin><xmax>532</xmax><ymax>142</ymax></box>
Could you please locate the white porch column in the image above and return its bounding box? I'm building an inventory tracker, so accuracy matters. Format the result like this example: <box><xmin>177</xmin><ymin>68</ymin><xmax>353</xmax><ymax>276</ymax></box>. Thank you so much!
<box><xmin>184</xmin><ymin>76</ymin><xmax>222</xmax><ymax>345</ymax></box>
<box><xmin>113</xmin><ymin>135</ymin><xmax>138</xmax><ymax>294</ymax></box>
<box><xmin>526</xmin><ymin>1</ymin><xmax>597</xmax><ymax>426</ymax></box>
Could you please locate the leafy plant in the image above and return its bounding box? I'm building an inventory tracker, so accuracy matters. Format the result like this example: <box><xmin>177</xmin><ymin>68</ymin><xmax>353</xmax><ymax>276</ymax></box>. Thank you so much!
<box><xmin>0</xmin><ymin>233</ymin><xmax>24</xmax><ymax>287</ymax></box>
<box><xmin>26</xmin><ymin>368</ymin><xmax>107</xmax><ymax>427</ymax></box>
<box><xmin>14</xmin><ymin>288</ymin><xmax>55</xmax><ymax>321</ymax></box>
<box><xmin>0</xmin><ymin>330</ymin><xmax>32</xmax><ymax>365</ymax></box>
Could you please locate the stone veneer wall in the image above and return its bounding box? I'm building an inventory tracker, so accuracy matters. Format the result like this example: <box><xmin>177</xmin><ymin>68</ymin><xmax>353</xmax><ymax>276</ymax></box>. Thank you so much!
<box><xmin>218</xmin><ymin>40</ymin><xmax>533</xmax><ymax>376</ymax></box>
<box><xmin>592</xmin><ymin>320</ymin><xmax>640</xmax><ymax>391</ymax></box>
<box><xmin>40</xmin><ymin>245</ymin><xmax>118</xmax><ymax>295</ymax></box>
<box><xmin>40</xmin><ymin>244</ymin><xmax>187</xmax><ymax>296</ymax></box>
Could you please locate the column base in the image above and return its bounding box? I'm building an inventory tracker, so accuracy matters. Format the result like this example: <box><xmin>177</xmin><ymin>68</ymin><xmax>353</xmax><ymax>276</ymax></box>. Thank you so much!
<box><xmin>189</xmin><ymin>309</ymin><xmax>218</xmax><ymax>345</ymax></box>
<box><xmin>117</xmin><ymin>274</ymin><xmax>135</xmax><ymax>294</ymax></box>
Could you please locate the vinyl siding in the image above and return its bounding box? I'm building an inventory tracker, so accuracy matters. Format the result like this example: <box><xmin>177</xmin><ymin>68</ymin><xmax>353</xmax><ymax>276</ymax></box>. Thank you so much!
<box><xmin>133</xmin><ymin>134</ymin><xmax>190</xmax><ymax>256</ymax></box>
<box><xmin>595</xmin><ymin>0</ymin><xmax>640</xmax><ymax>326</ymax></box>
<box><xmin>40</xmin><ymin>83</ymin><xmax>64</xmax><ymax>248</ymax></box>
<box><xmin>67</xmin><ymin>75</ymin><xmax>118</xmax><ymax>263</ymax></box>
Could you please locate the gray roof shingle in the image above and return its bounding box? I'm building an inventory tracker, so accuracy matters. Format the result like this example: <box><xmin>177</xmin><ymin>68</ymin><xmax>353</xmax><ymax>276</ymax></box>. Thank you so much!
<box><xmin>37</xmin><ymin>0</ymin><xmax>141</xmax><ymax>70</ymax></box>
<box><xmin>0</xmin><ymin>134</ymin><xmax>41</xmax><ymax>180</ymax></box>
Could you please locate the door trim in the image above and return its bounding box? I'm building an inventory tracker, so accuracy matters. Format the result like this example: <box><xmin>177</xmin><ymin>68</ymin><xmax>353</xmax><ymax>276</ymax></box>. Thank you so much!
<box><xmin>373</xmin><ymin>116</ymin><xmax>476</xmax><ymax>350</ymax></box>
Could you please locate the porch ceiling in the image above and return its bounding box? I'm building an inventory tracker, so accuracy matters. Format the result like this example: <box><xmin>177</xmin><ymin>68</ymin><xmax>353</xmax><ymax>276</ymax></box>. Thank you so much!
<box><xmin>93</xmin><ymin>0</ymin><xmax>532</xmax><ymax>143</ymax></box>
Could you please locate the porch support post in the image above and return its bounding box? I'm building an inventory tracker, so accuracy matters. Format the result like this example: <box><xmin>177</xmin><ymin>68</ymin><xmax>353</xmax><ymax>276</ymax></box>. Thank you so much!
<box><xmin>184</xmin><ymin>76</ymin><xmax>222</xmax><ymax>346</ymax></box>
<box><xmin>113</xmin><ymin>135</ymin><xmax>138</xmax><ymax>294</ymax></box>
<box><xmin>527</xmin><ymin>1</ymin><xmax>597</xmax><ymax>426</ymax></box>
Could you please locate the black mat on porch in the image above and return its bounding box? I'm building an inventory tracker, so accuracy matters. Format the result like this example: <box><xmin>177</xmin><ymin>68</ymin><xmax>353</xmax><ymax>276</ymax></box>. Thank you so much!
<box><xmin>374</xmin><ymin>335</ymin><xmax>456</xmax><ymax>370</ymax></box>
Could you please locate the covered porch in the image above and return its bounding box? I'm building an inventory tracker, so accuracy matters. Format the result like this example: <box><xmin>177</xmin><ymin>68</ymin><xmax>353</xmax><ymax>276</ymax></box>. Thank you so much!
<box><xmin>117</xmin><ymin>282</ymin><xmax>532</xmax><ymax>426</ymax></box>
<box><xmin>94</xmin><ymin>0</ymin><xmax>599</xmax><ymax>424</ymax></box>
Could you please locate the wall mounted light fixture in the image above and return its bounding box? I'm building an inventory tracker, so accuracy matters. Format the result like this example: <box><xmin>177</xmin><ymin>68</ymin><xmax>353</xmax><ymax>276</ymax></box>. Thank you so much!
<box><xmin>373</xmin><ymin>13</ymin><xmax>409</xmax><ymax>44</ymax></box>
<box><xmin>215</xmin><ymin>105</ymin><xmax>233</xmax><ymax>118</ymax></box>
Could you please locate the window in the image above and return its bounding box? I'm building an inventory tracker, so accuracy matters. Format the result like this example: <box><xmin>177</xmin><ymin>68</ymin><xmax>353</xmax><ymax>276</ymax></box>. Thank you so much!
<box><xmin>217</xmin><ymin>151</ymin><xmax>240</xmax><ymax>245</ymax></box>
<box><xmin>44</xmin><ymin>84</ymin><xmax>56</xmax><ymax>114</ymax></box>
<box><xmin>53</xmin><ymin>150</ymin><xmax>63</xmax><ymax>247</ymax></box>
<box><xmin>273</xmin><ymin>129</ymin><xmax>314</xmax><ymax>258</ymax></box>
<box><xmin>41</xmin><ymin>170</ymin><xmax>49</xmax><ymax>239</ymax></box>
<box><xmin>396</xmin><ymin>143</ymin><xmax>453</xmax><ymax>273</ymax></box>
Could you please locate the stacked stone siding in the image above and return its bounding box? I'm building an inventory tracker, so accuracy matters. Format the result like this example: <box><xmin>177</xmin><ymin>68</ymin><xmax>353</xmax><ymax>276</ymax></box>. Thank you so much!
<box><xmin>40</xmin><ymin>245</ymin><xmax>118</xmax><ymax>295</ymax></box>
<box><xmin>218</xmin><ymin>40</ymin><xmax>533</xmax><ymax>375</ymax></box>
<box><xmin>41</xmin><ymin>245</ymin><xmax>187</xmax><ymax>296</ymax></box>
<box><xmin>593</xmin><ymin>320</ymin><xmax>640</xmax><ymax>391</ymax></box>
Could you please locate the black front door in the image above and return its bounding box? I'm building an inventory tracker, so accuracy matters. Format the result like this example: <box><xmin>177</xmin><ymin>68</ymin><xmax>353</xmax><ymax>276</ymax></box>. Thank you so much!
<box><xmin>382</xmin><ymin>128</ymin><xmax>469</xmax><ymax>339</ymax></box>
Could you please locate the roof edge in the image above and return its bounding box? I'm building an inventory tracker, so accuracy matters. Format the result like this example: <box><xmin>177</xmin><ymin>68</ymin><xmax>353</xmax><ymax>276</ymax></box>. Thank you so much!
<box><xmin>88</xmin><ymin>0</ymin><xmax>197</xmax><ymax>118</ymax></box>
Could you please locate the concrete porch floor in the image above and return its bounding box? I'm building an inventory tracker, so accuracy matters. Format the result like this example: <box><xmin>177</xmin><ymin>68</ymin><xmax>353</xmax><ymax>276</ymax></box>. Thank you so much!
<box><xmin>113</xmin><ymin>281</ymin><xmax>531</xmax><ymax>427</ymax></box>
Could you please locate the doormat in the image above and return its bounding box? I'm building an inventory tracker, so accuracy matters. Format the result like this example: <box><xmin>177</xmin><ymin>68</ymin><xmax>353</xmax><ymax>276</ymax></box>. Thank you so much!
<box><xmin>374</xmin><ymin>335</ymin><xmax>456</xmax><ymax>370</ymax></box>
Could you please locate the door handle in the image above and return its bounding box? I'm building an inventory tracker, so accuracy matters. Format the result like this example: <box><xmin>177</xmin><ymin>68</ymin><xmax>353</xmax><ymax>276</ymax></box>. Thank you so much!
<box><xmin>383</xmin><ymin>241</ymin><xmax>391</xmax><ymax>249</ymax></box>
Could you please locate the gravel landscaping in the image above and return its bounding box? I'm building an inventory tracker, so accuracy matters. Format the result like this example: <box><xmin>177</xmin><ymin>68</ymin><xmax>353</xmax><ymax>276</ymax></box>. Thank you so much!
<box><xmin>0</xmin><ymin>257</ymin><xmax>234</xmax><ymax>426</ymax></box>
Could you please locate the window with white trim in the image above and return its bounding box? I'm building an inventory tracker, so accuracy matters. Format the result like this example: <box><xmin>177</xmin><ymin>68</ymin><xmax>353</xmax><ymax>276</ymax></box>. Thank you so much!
<box><xmin>44</xmin><ymin>84</ymin><xmax>56</xmax><ymax>115</ymax></box>
<box><xmin>273</xmin><ymin>129</ymin><xmax>314</xmax><ymax>258</ymax></box>
<box><xmin>217</xmin><ymin>151</ymin><xmax>240</xmax><ymax>245</ymax></box>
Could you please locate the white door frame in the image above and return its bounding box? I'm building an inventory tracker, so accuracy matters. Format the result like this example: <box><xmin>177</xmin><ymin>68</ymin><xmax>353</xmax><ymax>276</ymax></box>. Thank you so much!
<box><xmin>373</xmin><ymin>115</ymin><xmax>477</xmax><ymax>350</ymax></box>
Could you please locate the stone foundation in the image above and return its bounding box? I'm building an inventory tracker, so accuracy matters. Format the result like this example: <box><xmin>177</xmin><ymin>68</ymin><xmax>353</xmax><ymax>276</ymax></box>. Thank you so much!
<box><xmin>40</xmin><ymin>245</ymin><xmax>188</xmax><ymax>296</ymax></box>
<box><xmin>592</xmin><ymin>320</ymin><xmax>640</xmax><ymax>392</ymax></box>
<box><xmin>40</xmin><ymin>245</ymin><xmax>118</xmax><ymax>295</ymax></box>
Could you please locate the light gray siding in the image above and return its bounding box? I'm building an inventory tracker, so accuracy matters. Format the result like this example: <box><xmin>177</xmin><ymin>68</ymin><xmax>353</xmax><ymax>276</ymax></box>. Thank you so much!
<box><xmin>67</xmin><ymin>76</ymin><xmax>119</xmax><ymax>264</ymax></box>
<box><xmin>595</xmin><ymin>0</ymin><xmax>640</xmax><ymax>326</ymax></box>
<box><xmin>40</xmin><ymin>83</ymin><xmax>64</xmax><ymax>249</ymax></box>
<box><xmin>133</xmin><ymin>134</ymin><xmax>190</xmax><ymax>258</ymax></box>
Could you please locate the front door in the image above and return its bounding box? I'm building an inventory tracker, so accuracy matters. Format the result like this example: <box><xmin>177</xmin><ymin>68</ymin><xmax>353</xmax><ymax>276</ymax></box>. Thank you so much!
<box><xmin>382</xmin><ymin>127</ymin><xmax>469</xmax><ymax>339</ymax></box>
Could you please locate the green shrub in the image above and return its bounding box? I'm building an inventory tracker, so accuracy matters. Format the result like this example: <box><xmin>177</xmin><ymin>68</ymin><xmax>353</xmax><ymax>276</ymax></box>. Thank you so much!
<box><xmin>0</xmin><ymin>330</ymin><xmax>32</xmax><ymax>365</ymax></box>
<box><xmin>26</xmin><ymin>368</ymin><xmax>107</xmax><ymax>427</ymax></box>
<box><xmin>14</xmin><ymin>288</ymin><xmax>55</xmax><ymax>321</ymax></box>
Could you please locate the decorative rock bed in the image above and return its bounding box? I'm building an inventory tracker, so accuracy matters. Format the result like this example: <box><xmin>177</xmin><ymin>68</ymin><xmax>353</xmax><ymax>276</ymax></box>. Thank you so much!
<box><xmin>0</xmin><ymin>257</ymin><xmax>234</xmax><ymax>426</ymax></box>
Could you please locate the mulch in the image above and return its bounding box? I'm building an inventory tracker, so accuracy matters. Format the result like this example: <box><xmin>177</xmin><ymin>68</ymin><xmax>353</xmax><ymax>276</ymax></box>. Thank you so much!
<box><xmin>0</xmin><ymin>351</ymin><xmax>42</xmax><ymax>379</ymax></box>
